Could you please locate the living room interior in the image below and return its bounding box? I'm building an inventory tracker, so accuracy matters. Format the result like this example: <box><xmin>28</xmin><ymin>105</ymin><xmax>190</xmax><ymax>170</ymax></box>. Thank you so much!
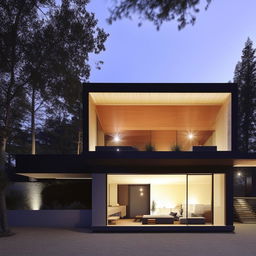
<box><xmin>107</xmin><ymin>174</ymin><xmax>225</xmax><ymax>226</ymax></box>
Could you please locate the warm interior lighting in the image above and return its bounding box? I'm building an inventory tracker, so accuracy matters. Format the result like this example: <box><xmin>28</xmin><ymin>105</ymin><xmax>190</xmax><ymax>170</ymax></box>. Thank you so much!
<box><xmin>188</xmin><ymin>132</ymin><xmax>194</xmax><ymax>140</ymax></box>
<box><xmin>139</xmin><ymin>188</ymin><xmax>143</xmax><ymax>192</ymax></box>
<box><xmin>140</xmin><ymin>192</ymin><xmax>144</xmax><ymax>196</ymax></box>
<box><xmin>188</xmin><ymin>197</ymin><xmax>198</xmax><ymax>205</ymax></box>
<box><xmin>113</xmin><ymin>134</ymin><xmax>120</xmax><ymax>142</ymax></box>
<box><xmin>237</xmin><ymin>172</ymin><xmax>242</xmax><ymax>177</ymax></box>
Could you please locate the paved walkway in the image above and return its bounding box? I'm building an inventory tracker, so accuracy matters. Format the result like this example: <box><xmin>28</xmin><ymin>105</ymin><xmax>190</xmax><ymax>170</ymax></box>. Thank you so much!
<box><xmin>1</xmin><ymin>224</ymin><xmax>256</xmax><ymax>256</ymax></box>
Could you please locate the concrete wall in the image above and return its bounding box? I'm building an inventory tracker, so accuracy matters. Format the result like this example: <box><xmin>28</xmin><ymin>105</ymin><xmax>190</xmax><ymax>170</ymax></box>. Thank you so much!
<box><xmin>7</xmin><ymin>210</ymin><xmax>92</xmax><ymax>228</ymax></box>
<box><xmin>92</xmin><ymin>173</ymin><xmax>106</xmax><ymax>226</ymax></box>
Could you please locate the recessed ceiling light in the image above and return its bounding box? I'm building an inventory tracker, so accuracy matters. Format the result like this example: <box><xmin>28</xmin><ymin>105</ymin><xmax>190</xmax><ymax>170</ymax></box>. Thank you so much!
<box><xmin>188</xmin><ymin>133</ymin><xmax>194</xmax><ymax>140</ymax></box>
<box><xmin>113</xmin><ymin>134</ymin><xmax>120</xmax><ymax>142</ymax></box>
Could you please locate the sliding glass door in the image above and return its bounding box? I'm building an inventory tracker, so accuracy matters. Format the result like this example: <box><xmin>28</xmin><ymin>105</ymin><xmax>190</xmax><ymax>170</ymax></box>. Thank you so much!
<box><xmin>107</xmin><ymin>173</ymin><xmax>226</xmax><ymax>226</ymax></box>
<box><xmin>187</xmin><ymin>175</ymin><xmax>213</xmax><ymax>224</ymax></box>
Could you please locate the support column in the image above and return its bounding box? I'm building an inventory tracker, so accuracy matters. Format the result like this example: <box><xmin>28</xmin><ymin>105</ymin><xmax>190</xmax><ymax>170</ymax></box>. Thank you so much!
<box><xmin>92</xmin><ymin>173</ymin><xmax>107</xmax><ymax>227</ymax></box>
<box><xmin>225</xmin><ymin>169</ymin><xmax>234</xmax><ymax>227</ymax></box>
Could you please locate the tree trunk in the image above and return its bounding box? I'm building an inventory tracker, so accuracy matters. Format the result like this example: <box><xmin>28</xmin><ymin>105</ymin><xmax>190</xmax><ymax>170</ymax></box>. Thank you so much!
<box><xmin>0</xmin><ymin>142</ymin><xmax>10</xmax><ymax>235</ymax></box>
<box><xmin>31</xmin><ymin>86</ymin><xmax>36</xmax><ymax>155</ymax></box>
<box><xmin>76</xmin><ymin>124</ymin><xmax>83</xmax><ymax>154</ymax></box>
<box><xmin>0</xmin><ymin>189</ymin><xmax>9</xmax><ymax>234</ymax></box>
<box><xmin>0</xmin><ymin>138</ymin><xmax>7</xmax><ymax>153</ymax></box>
<box><xmin>76</xmin><ymin>101</ymin><xmax>83</xmax><ymax>154</ymax></box>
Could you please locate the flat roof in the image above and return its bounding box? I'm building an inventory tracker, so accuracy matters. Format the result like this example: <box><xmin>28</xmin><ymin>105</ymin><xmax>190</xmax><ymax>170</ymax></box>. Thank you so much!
<box><xmin>84</xmin><ymin>83</ymin><xmax>237</xmax><ymax>93</ymax></box>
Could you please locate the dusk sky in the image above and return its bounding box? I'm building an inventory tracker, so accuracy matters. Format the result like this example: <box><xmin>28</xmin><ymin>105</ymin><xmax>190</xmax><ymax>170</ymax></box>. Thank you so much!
<box><xmin>87</xmin><ymin>0</ymin><xmax>256</xmax><ymax>83</ymax></box>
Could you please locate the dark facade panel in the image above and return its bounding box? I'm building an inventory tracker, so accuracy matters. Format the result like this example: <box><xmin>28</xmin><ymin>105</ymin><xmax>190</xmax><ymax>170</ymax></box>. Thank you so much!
<box><xmin>16</xmin><ymin>151</ymin><xmax>256</xmax><ymax>173</ymax></box>
<box><xmin>92</xmin><ymin>225</ymin><xmax>235</xmax><ymax>233</ymax></box>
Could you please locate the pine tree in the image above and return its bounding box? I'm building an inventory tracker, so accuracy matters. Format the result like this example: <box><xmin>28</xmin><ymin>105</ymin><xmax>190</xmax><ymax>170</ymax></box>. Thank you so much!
<box><xmin>108</xmin><ymin>0</ymin><xmax>212</xmax><ymax>30</ymax></box>
<box><xmin>234</xmin><ymin>38</ymin><xmax>256</xmax><ymax>152</ymax></box>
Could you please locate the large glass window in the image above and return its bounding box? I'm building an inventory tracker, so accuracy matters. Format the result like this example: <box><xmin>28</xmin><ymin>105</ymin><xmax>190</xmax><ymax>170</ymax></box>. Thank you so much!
<box><xmin>107</xmin><ymin>174</ymin><xmax>225</xmax><ymax>226</ymax></box>
<box><xmin>188</xmin><ymin>175</ymin><xmax>212</xmax><ymax>224</ymax></box>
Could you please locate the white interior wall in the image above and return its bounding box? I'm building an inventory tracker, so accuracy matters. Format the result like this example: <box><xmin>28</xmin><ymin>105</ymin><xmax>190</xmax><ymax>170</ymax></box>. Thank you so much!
<box><xmin>109</xmin><ymin>183</ymin><xmax>211</xmax><ymax>210</ymax></box>
<box><xmin>150</xmin><ymin>184</ymin><xmax>186</xmax><ymax>211</ymax></box>
<box><xmin>188</xmin><ymin>184</ymin><xmax>212</xmax><ymax>205</ymax></box>
<box><xmin>89</xmin><ymin>95</ymin><xmax>97</xmax><ymax>151</ymax></box>
<box><xmin>108</xmin><ymin>184</ymin><xmax>118</xmax><ymax>206</ymax></box>
<box><xmin>97</xmin><ymin>120</ymin><xmax>105</xmax><ymax>146</ymax></box>
<box><xmin>214</xmin><ymin>96</ymin><xmax>231</xmax><ymax>150</ymax></box>
<box><xmin>214</xmin><ymin>174</ymin><xmax>225</xmax><ymax>225</ymax></box>
<box><xmin>203</xmin><ymin>132</ymin><xmax>215</xmax><ymax>146</ymax></box>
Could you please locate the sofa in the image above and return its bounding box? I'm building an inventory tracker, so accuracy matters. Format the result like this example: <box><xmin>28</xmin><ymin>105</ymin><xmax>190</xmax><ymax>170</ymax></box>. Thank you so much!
<box><xmin>179</xmin><ymin>217</ymin><xmax>205</xmax><ymax>224</ymax></box>
<box><xmin>142</xmin><ymin>215</ymin><xmax>174</xmax><ymax>224</ymax></box>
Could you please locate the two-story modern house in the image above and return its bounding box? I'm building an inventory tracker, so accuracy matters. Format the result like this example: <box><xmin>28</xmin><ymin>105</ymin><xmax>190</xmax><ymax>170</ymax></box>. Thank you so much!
<box><xmin>16</xmin><ymin>83</ymin><xmax>256</xmax><ymax>232</ymax></box>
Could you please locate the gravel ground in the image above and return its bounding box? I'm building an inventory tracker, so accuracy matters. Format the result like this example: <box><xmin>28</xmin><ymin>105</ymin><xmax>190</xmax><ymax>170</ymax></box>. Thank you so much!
<box><xmin>0</xmin><ymin>224</ymin><xmax>256</xmax><ymax>256</ymax></box>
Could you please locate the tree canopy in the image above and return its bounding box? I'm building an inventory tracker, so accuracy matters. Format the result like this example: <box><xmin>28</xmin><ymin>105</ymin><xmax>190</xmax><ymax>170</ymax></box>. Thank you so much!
<box><xmin>0</xmin><ymin>0</ymin><xmax>108</xmax><ymax>154</ymax></box>
<box><xmin>0</xmin><ymin>0</ymin><xmax>108</xmax><ymax>235</ymax></box>
<box><xmin>108</xmin><ymin>0</ymin><xmax>212</xmax><ymax>30</ymax></box>
<box><xmin>234</xmin><ymin>38</ymin><xmax>256</xmax><ymax>152</ymax></box>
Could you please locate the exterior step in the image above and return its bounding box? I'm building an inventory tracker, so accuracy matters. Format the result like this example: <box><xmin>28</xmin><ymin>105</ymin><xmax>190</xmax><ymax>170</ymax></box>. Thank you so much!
<box><xmin>234</xmin><ymin>198</ymin><xmax>256</xmax><ymax>223</ymax></box>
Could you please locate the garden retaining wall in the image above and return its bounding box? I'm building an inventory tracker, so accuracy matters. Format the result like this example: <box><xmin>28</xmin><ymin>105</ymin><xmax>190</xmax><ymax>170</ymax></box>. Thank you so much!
<box><xmin>7</xmin><ymin>210</ymin><xmax>92</xmax><ymax>228</ymax></box>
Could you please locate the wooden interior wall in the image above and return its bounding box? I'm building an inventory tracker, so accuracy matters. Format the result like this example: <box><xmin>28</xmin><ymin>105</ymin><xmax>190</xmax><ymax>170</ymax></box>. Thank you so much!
<box><xmin>96</xmin><ymin>105</ymin><xmax>221</xmax><ymax>132</ymax></box>
<box><xmin>106</xmin><ymin>130</ymin><xmax>214</xmax><ymax>151</ymax></box>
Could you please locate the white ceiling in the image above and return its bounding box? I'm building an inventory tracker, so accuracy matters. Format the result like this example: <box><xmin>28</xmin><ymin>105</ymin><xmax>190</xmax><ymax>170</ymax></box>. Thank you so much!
<box><xmin>90</xmin><ymin>92</ymin><xmax>230</xmax><ymax>105</ymax></box>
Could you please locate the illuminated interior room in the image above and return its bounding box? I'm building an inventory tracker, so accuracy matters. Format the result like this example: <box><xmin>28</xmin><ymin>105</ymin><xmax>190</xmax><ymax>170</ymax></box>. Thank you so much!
<box><xmin>107</xmin><ymin>174</ymin><xmax>225</xmax><ymax>226</ymax></box>
<box><xmin>17</xmin><ymin>83</ymin><xmax>256</xmax><ymax>232</ymax></box>
<box><xmin>88</xmin><ymin>92</ymin><xmax>232</xmax><ymax>152</ymax></box>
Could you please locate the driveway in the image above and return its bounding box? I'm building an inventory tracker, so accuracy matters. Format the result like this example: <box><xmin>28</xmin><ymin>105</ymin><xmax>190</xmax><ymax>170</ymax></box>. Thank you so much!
<box><xmin>0</xmin><ymin>224</ymin><xmax>256</xmax><ymax>256</ymax></box>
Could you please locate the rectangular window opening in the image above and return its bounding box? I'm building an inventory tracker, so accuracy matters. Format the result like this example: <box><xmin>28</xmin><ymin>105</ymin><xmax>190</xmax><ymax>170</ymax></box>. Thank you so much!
<box><xmin>106</xmin><ymin>174</ymin><xmax>226</xmax><ymax>227</ymax></box>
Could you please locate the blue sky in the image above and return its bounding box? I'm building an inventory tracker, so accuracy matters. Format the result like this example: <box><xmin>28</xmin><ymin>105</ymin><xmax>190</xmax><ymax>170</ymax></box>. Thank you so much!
<box><xmin>88</xmin><ymin>0</ymin><xmax>256</xmax><ymax>83</ymax></box>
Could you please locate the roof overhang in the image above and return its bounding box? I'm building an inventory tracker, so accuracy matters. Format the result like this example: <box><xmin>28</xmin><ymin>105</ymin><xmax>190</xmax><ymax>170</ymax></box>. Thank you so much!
<box><xmin>16</xmin><ymin>173</ymin><xmax>92</xmax><ymax>179</ymax></box>
<box><xmin>15</xmin><ymin>152</ymin><xmax>256</xmax><ymax>178</ymax></box>
<box><xmin>84</xmin><ymin>83</ymin><xmax>236</xmax><ymax>93</ymax></box>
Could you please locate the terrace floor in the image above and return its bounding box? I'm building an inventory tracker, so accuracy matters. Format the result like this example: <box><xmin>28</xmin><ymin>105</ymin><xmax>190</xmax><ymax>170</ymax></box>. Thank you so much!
<box><xmin>0</xmin><ymin>224</ymin><xmax>256</xmax><ymax>256</ymax></box>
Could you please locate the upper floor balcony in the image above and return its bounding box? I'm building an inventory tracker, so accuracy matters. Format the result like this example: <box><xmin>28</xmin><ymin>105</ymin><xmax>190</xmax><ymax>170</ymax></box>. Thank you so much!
<box><xmin>85</xmin><ymin>84</ymin><xmax>235</xmax><ymax>153</ymax></box>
